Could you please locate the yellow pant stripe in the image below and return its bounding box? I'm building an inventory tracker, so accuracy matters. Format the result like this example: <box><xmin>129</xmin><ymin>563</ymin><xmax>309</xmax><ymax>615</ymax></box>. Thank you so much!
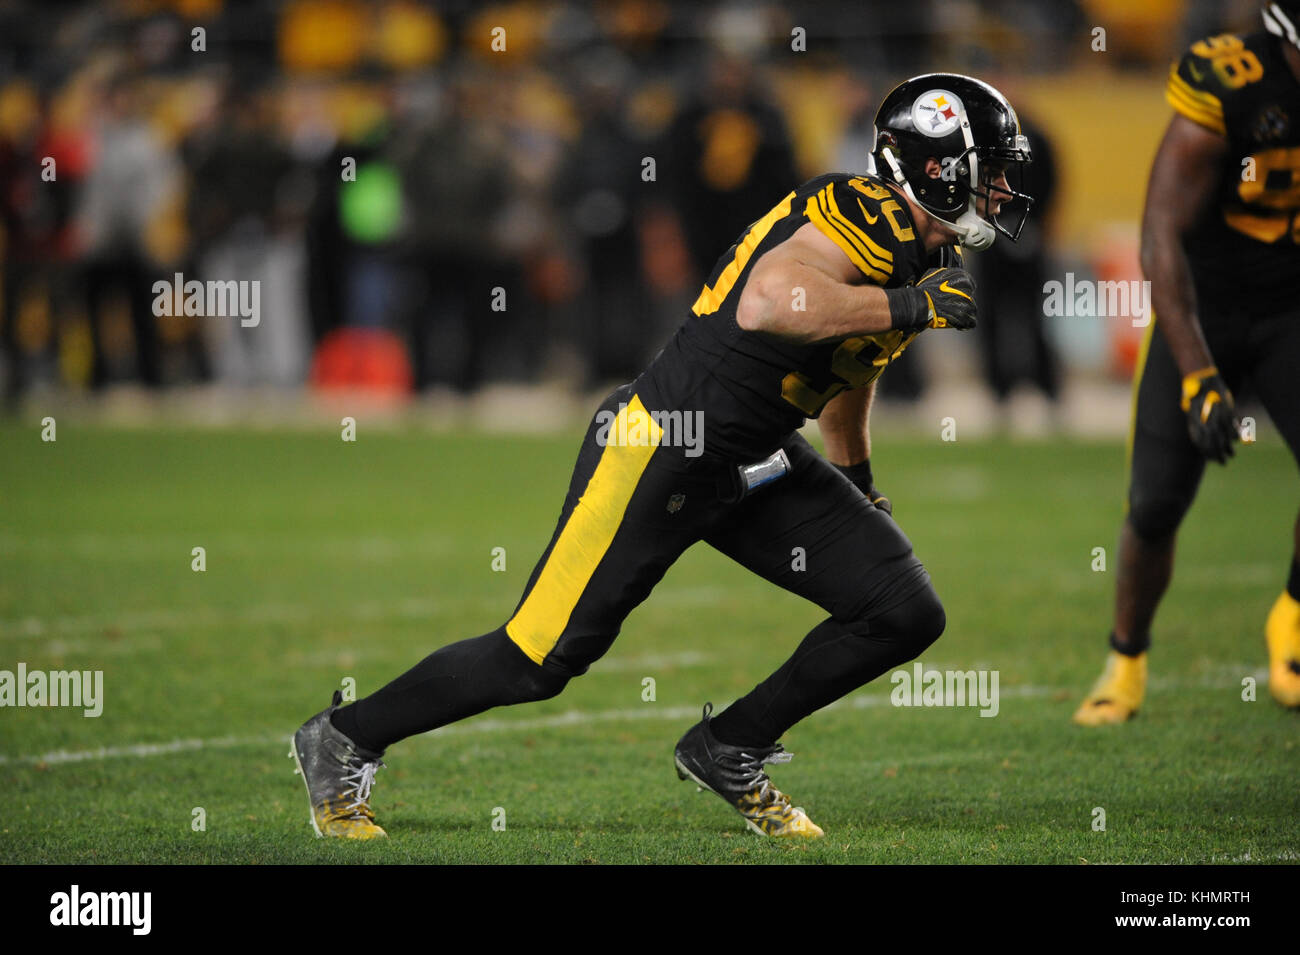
<box><xmin>506</xmin><ymin>396</ymin><xmax>663</xmax><ymax>665</ymax></box>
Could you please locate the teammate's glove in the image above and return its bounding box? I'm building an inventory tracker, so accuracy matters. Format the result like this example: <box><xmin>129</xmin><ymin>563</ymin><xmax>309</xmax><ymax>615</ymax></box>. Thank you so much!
<box><xmin>1180</xmin><ymin>365</ymin><xmax>1239</xmax><ymax>464</ymax></box>
<box><xmin>835</xmin><ymin>459</ymin><xmax>892</xmax><ymax>515</ymax></box>
<box><xmin>884</xmin><ymin>267</ymin><xmax>978</xmax><ymax>332</ymax></box>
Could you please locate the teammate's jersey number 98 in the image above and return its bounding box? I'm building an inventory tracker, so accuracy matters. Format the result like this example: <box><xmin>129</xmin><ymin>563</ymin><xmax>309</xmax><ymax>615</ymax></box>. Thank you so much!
<box><xmin>1190</xmin><ymin>34</ymin><xmax>1264</xmax><ymax>89</ymax></box>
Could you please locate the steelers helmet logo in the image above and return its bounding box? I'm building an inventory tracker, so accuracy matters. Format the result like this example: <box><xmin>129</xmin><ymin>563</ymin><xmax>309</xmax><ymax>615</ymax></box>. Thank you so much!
<box><xmin>911</xmin><ymin>90</ymin><xmax>963</xmax><ymax>137</ymax></box>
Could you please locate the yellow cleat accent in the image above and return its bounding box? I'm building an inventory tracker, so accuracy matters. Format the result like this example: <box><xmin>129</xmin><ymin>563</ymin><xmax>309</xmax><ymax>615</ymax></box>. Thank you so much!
<box><xmin>316</xmin><ymin>800</ymin><xmax>388</xmax><ymax>840</ymax></box>
<box><xmin>736</xmin><ymin>788</ymin><xmax>825</xmax><ymax>838</ymax></box>
<box><xmin>1265</xmin><ymin>591</ymin><xmax>1300</xmax><ymax>709</ymax></box>
<box><xmin>1072</xmin><ymin>650</ymin><xmax>1147</xmax><ymax>726</ymax></box>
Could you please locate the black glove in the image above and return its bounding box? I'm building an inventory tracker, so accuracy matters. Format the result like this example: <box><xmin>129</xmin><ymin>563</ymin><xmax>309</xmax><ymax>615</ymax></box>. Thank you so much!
<box><xmin>884</xmin><ymin>267</ymin><xmax>978</xmax><ymax>332</ymax></box>
<box><xmin>1180</xmin><ymin>366</ymin><xmax>1239</xmax><ymax>464</ymax></box>
<box><xmin>835</xmin><ymin>459</ymin><xmax>892</xmax><ymax>515</ymax></box>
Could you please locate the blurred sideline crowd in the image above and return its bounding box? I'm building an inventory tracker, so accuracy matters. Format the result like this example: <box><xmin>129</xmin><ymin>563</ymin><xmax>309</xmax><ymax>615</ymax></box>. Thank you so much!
<box><xmin>0</xmin><ymin>0</ymin><xmax>1257</xmax><ymax>410</ymax></box>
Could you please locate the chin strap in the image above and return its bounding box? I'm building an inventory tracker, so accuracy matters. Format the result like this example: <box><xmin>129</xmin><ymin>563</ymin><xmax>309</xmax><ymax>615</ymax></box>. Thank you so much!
<box><xmin>952</xmin><ymin>204</ymin><xmax>997</xmax><ymax>250</ymax></box>
<box><xmin>949</xmin><ymin>101</ymin><xmax>997</xmax><ymax>250</ymax></box>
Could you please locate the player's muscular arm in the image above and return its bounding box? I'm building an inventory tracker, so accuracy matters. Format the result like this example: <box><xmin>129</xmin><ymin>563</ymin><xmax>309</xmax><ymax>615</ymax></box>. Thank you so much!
<box><xmin>819</xmin><ymin>382</ymin><xmax>893</xmax><ymax>512</ymax></box>
<box><xmin>736</xmin><ymin>223</ymin><xmax>895</xmax><ymax>344</ymax></box>
<box><xmin>1140</xmin><ymin>114</ymin><xmax>1228</xmax><ymax>376</ymax></box>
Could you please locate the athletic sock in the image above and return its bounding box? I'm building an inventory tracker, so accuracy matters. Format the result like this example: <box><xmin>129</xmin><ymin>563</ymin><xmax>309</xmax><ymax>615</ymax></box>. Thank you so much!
<box><xmin>329</xmin><ymin>627</ymin><xmax>567</xmax><ymax>753</ymax></box>
<box><xmin>1110</xmin><ymin>629</ymin><xmax>1150</xmax><ymax>657</ymax></box>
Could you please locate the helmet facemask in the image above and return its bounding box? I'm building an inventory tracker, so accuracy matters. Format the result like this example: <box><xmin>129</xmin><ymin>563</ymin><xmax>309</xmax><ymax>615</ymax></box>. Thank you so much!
<box><xmin>968</xmin><ymin>142</ymin><xmax>1034</xmax><ymax>245</ymax></box>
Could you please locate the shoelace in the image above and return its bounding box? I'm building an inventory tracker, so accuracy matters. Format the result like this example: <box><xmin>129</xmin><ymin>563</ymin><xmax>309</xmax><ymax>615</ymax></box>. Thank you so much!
<box><xmin>341</xmin><ymin>759</ymin><xmax>384</xmax><ymax>811</ymax></box>
<box><xmin>724</xmin><ymin>745</ymin><xmax>794</xmax><ymax>794</ymax></box>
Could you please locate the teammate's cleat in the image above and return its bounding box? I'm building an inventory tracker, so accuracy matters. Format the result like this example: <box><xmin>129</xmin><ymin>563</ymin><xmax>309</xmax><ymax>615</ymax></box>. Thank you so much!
<box><xmin>291</xmin><ymin>690</ymin><xmax>387</xmax><ymax>839</ymax></box>
<box><xmin>673</xmin><ymin>703</ymin><xmax>824</xmax><ymax>838</ymax></box>
<box><xmin>1072</xmin><ymin>650</ymin><xmax>1148</xmax><ymax>726</ymax></box>
<box><xmin>1265</xmin><ymin>591</ymin><xmax>1300</xmax><ymax>708</ymax></box>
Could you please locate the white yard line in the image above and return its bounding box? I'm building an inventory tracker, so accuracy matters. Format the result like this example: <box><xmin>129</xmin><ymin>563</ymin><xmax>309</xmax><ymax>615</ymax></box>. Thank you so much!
<box><xmin>0</xmin><ymin>672</ymin><xmax>1254</xmax><ymax>768</ymax></box>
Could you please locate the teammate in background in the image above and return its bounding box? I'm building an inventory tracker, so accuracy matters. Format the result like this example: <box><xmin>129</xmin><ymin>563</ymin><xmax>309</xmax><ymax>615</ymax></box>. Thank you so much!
<box><xmin>1074</xmin><ymin>2</ymin><xmax>1300</xmax><ymax>724</ymax></box>
<box><xmin>292</xmin><ymin>74</ymin><xmax>1033</xmax><ymax>838</ymax></box>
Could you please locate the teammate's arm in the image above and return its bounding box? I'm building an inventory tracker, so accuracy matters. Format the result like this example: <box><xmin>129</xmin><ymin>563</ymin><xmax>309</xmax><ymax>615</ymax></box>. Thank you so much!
<box><xmin>1140</xmin><ymin>114</ymin><xmax>1226</xmax><ymax>376</ymax></box>
<box><xmin>1140</xmin><ymin>113</ymin><xmax>1240</xmax><ymax>461</ymax></box>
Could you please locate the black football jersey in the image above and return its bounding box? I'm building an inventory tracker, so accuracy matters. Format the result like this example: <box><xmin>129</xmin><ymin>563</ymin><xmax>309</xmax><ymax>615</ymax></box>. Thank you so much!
<box><xmin>637</xmin><ymin>172</ymin><xmax>956</xmax><ymax>461</ymax></box>
<box><xmin>1168</xmin><ymin>30</ymin><xmax>1300</xmax><ymax>309</ymax></box>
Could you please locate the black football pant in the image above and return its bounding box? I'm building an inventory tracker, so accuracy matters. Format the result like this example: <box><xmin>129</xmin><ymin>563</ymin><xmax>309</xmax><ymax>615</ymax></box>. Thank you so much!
<box><xmin>334</xmin><ymin>383</ymin><xmax>943</xmax><ymax>753</ymax></box>
<box><xmin>1127</xmin><ymin>304</ymin><xmax>1300</xmax><ymax>541</ymax></box>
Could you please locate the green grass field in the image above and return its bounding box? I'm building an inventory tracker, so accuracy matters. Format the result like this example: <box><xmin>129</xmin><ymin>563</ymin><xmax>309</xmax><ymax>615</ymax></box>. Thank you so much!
<box><xmin>2</xmin><ymin>421</ymin><xmax>1296</xmax><ymax>864</ymax></box>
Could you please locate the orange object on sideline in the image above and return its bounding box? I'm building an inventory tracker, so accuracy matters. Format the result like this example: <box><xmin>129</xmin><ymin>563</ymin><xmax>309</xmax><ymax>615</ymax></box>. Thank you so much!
<box><xmin>309</xmin><ymin>327</ymin><xmax>413</xmax><ymax>395</ymax></box>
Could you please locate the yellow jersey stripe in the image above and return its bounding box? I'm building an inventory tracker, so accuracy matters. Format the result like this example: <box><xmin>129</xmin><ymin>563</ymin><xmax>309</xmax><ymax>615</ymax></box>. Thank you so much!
<box><xmin>807</xmin><ymin>196</ymin><xmax>890</xmax><ymax>283</ymax></box>
<box><xmin>1166</xmin><ymin>87</ymin><xmax>1227</xmax><ymax>134</ymax></box>
<box><xmin>1168</xmin><ymin>66</ymin><xmax>1224</xmax><ymax>109</ymax></box>
<box><xmin>692</xmin><ymin>190</ymin><xmax>795</xmax><ymax>316</ymax></box>
<box><xmin>506</xmin><ymin>395</ymin><xmax>663</xmax><ymax>664</ymax></box>
<box><xmin>1166</xmin><ymin>70</ymin><xmax>1225</xmax><ymax>135</ymax></box>
<box><xmin>823</xmin><ymin>185</ymin><xmax>894</xmax><ymax>264</ymax></box>
<box><xmin>806</xmin><ymin>192</ymin><xmax>891</xmax><ymax>283</ymax></box>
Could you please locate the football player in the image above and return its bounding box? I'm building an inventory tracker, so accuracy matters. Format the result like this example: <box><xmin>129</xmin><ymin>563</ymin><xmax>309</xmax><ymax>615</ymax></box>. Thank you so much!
<box><xmin>1074</xmin><ymin>2</ymin><xmax>1300</xmax><ymax>725</ymax></box>
<box><xmin>292</xmin><ymin>73</ymin><xmax>1033</xmax><ymax>838</ymax></box>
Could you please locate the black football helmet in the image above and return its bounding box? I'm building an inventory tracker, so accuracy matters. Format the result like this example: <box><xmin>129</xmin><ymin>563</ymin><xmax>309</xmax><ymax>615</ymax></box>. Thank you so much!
<box><xmin>871</xmin><ymin>73</ymin><xmax>1032</xmax><ymax>251</ymax></box>
<box><xmin>1264</xmin><ymin>1</ymin><xmax>1300</xmax><ymax>49</ymax></box>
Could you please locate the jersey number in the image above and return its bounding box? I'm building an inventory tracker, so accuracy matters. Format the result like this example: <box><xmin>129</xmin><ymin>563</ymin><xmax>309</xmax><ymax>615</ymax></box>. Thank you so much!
<box><xmin>1190</xmin><ymin>34</ymin><xmax>1263</xmax><ymax>89</ymax></box>
<box><xmin>780</xmin><ymin>336</ymin><xmax>889</xmax><ymax>416</ymax></box>
<box><xmin>1239</xmin><ymin>147</ymin><xmax>1300</xmax><ymax>210</ymax></box>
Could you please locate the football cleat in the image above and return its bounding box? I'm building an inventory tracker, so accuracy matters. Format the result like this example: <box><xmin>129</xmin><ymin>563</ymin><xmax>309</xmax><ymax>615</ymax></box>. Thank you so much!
<box><xmin>1072</xmin><ymin>650</ymin><xmax>1147</xmax><ymax>726</ymax></box>
<box><xmin>291</xmin><ymin>690</ymin><xmax>387</xmax><ymax>839</ymax></box>
<box><xmin>1265</xmin><ymin>591</ymin><xmax>1300</xmax><ymax>708</ymax></box>
<box><xmin>674</xmin><ymin>703</ymin><xmax>824</xmax><ymax>838</ymax></box>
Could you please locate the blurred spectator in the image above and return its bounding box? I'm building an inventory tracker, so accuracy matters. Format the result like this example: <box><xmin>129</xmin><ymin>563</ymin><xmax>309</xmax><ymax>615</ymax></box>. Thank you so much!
<box><xmin>75</xmin><ymin>74</ymin><xmax>180</xmax><ymax>389</ymax></box>
<box><xmin>1</xmin><ymin>81</ymin><xmax>85</xmax><ymax>403</ymax></box>
<box><xmin>387</xmin><ymin>71</ymin><xmax>512</xmax><ymax>391</ymax></box>
<box><xmin>660</xmin><ymin>54</ymin><xmax>798</xmax><ymax>280</ymax></box>
<box><xmin>183</xmin><ymin>80</ymin><xmax>311</xmax><ymax>385</ymax></box>
<box><xmin>553</xmin><ymin>46</ymin><xmax>655</xmax><ymax>385</ymax></box>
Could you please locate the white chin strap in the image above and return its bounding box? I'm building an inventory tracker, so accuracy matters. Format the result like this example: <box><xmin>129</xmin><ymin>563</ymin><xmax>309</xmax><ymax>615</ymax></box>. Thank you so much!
<box><xmin>951</xmin><ymin>202</ymin><xmax>996</xmax><ymax>251</ymax></box>
<box><xmin>1264</xmin><ymin>3</ymin><xmax>1300</xmax><ymax>49</ymax></box>
<box><xmin>949</xmin><ymin>101</ymin><xmax>997</xmax><ymax>251</ymax></box>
